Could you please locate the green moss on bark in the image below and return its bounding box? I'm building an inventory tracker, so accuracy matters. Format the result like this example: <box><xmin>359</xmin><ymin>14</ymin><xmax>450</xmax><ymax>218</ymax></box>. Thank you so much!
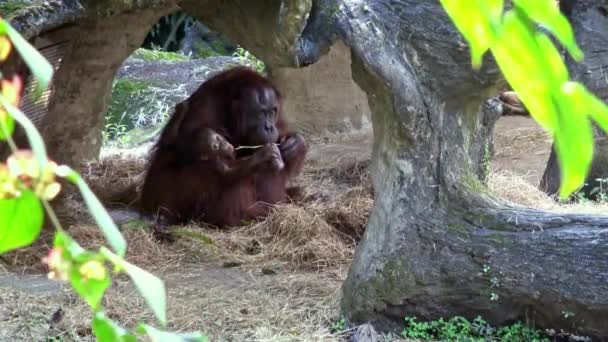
<box><xmin>0</xmin><ymin>1</ymin><xmax>30</xmax><ymax>18</ymax></box>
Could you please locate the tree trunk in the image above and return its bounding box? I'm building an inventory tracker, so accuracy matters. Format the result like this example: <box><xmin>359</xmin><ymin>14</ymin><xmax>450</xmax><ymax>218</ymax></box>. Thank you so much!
<box><xmin>540</xmin><ymin>1</ymin><xmax>608</xmax><ymax>200</ymax></box>
<box><xmin>285</xmin><ymin>0</ymin><xmax>608</xmax><ymax>338</ymax></box>
<box><xmin>40</xmin><ymin>6</ymin><xmax>172</xmax><ymax>167</ymax></box>
<box><xmin>7</xmin><ymin>0</ymin><xmax>86</xmax><ymax>40</ymax></box>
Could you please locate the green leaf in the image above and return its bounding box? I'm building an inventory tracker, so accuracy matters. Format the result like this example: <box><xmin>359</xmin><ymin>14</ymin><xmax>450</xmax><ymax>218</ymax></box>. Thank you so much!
<box><xmin>491</xmin><ymin>11</ymin><xmax>557</xmax><ymax>131</ymax></box>
<box><xmin>53</xmin><ymin>232</ymin><xmax>110</xmax><ymax>309</ymax></box>
<box><xmin>0</xmin><ymin>190</ymin><xmax>43</xmax><ymax>254</ymax></box>
<box><xmin>0</xmin><ymin>95</ymin><xmax>48</xmax><ymax>169</ymax></box>
<box><xmin>101</xmin><ymin>247</ymin><xmax>167</xmax><ymax>326</ymax></box>
<box><xmin>69</xmin><ymin>262</ymin><xmax>111</xmax><ymax>310</ymax></box>
<box><xmin>535</xmin><ymin>33</ymin><xmax>569</xmax><ymax>84</ymax></box>
<box><xmin>440</xmin><ymin>0</ymin><xmax>502</xmax><ymax>68</ymax></box>
<box><xmin>53</xmin><ymin>231</ymin><xmax>86</xmax><ymax>258</ymax></box>
<box><xmin>93</xmin><ymin>312</ymin><xmax>137</xmax><ymax>342</ymax></box>
<box><xmin>57</xmin><ymin>167</ymin><xmax>126</xmax><ymax>256</ymax></box>
<box><xmin>439</xmin><ymin>0</ymin><xmax>604</xmax><ymax>199</ymax></box>
<box><xmin>2</xmin><ymin>21</ymin><xmax>53</xmax><ymax>99</ymax></box>
<box><xmin>139</xmin><ymin>324</ymin><xmax>208</xmax><ymax>342</ymax></box>
<box><xmin>0</xmin><ymin>112</ymin><xmax>15</xmax><ymax>141</ymax></box>
<box><xmin>585</xmin><ymin>87</ymin><xmax>608</xmax><ymax>134</ymax></box>
<box><xmin>554</xmin><ymin>82</ymin><xmax>594</xmax><ymax>198</ymax></box>
<box><xmin>512</xmin><ymin>0</ymin><xmax>583</xmax><ymax>60</ymax></box>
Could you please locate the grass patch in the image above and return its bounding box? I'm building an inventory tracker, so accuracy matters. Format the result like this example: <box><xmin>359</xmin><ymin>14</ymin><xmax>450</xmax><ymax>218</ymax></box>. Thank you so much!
<box><xmin>103</xmin><ymin>78</ymin><xmax>185</xmax><ymax>146</ymax></box>
<box><xmin>0</xmin><ymin>1</ymin><xmax>29</xmax><ymax>18</ymax></box>
<box><xmin>192</xmin><ymin>42</ymin><xmax>224</xmax><ymax>58</ymax></box>
<box><xmin>401</xmin><ymin>316</ymin><xmax>550</xmax><ymax>342</ymax></box>
<box><xmin>173</xmin><ymin>228</ymin><xmax>214</xmax><ymax>245</ymax></box>
<box><xmin>132</xmin><ymin>47</ymin><xmax>189</xmax><ymax>62</ymax></box>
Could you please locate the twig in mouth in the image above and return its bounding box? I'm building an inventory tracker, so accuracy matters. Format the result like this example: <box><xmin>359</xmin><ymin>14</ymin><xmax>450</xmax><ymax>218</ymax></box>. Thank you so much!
<box><xmin>235</xmin><ymin>143</ymin><xmax>279</xmax><ymax>151</ymax></box>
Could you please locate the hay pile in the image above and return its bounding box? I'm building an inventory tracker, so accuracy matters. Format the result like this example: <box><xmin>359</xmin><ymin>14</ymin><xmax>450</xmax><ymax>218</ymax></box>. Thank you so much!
<box><xmin>2</xmin><ymin>154</ymin><xmax>375</xmax><ymax>275</ymax></box>
<box><xmin>204</xmin><ymin>204</ymin><xmax>362</xmax><ymax>271</ymax></box>
<box><xmin>322</xmin><ymin>187</ymin><xmax>373</xmax><ymax>242</ymax></box>
<box><xmin>244</xmin><ymin>204</ymin><xmax>352</xmax><ymax>269</ymax></box>
<box><xmin>488</xmin><ymin>169</ymin><xmax>608</xmax><ymax>214</ymax></box>
<box><xmin>71</xmin><ymin>154</ymin><xmax>375</xmax><ymax>272</ymax></box>
<box><xmin>80</xmin><ymin>158</ymin><xmax>146</xmax><ymax>207</ymax></box>
<box><xmin>177</xmin><ymin>189</ymin><xmax>373</xmax><ymax>272</ymax></box>
<box><xmin>1</xmin><ymin>222</ymin><xmax>214</xmax><ymax>274</ymax></box>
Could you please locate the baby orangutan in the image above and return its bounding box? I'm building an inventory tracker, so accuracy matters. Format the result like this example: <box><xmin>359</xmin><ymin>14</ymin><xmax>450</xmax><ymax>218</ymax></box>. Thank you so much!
<box><xmin>197</xmin><ymin>127</ymin><xmax>287</xmax><ymax>175</ymax></box>
<box><xmin>196</xmin><ymin>128</ymin><xmax>235</xmax><ymax>167</ymax></box>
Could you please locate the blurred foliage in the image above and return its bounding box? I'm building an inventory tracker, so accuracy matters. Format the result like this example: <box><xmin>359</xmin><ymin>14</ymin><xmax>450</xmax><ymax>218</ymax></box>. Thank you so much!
<box><xmin>441</xmin><ymin>0</ymin><xmax>608</xmax><ymax>198</ymax></box>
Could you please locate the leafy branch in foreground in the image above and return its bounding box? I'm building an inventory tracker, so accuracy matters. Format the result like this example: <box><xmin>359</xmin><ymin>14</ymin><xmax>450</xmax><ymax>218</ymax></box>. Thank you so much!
<box><xmin>440</xmin><ymin>0</ymin><xmax>608</xmax><ymax>198</ymax></box>
<box><xmin>0</xmin><ymin>16</ymin><xmax>207</xmax><ymax>342</ymax></box>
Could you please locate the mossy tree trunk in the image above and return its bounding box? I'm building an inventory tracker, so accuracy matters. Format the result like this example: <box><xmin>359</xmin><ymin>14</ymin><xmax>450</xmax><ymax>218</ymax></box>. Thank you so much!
<box><xmin>286</xmin><ymin>0</ymin><xmax>608</xmax><ymax>338</ymax></box>
<box><xmin>540</xmin><ymin>1</ymin><xmax>608</xmax><ymax>200</ymax></box>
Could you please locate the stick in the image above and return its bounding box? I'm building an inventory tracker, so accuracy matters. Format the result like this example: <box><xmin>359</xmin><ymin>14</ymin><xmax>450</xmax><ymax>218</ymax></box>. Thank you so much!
<box><xmin>234</xmin><ymin>143</ymin><xmax>279</xmax><ymax>151</ymax></box>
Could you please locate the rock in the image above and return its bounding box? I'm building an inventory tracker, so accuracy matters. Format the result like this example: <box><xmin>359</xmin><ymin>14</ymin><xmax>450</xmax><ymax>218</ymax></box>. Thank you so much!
<box><xmin>116</xmin><ymin>55</ymin><xmax>243</xmax><ymax>96</ymax></box>
<box><xmin>222</xmin><ymin>260</ymin><xmax>244</xmax><ymax>268</ymax></box>
<box><xmin>179</xmin><ymin>21</ymin><xmax>236</xmax><ymax>58</ymax></box>
<box><xmin>261</xmin><ymin>267</ymin><xmax>278</xmax><ymax>275</ymax></box>
<box><xmin>103</xmin><ymin>54</ymin><xmax>247</xmax><ymax>148</ymax></box>
<box><xmin>351</xmin><ymin>323</ymin><xmax>379</xmax><ymax>342</ymax></box>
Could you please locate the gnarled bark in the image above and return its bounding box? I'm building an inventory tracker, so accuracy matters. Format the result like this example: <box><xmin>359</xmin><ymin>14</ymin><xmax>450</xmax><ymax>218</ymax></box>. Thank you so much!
<box><xmin>286</xmin><ymin>0</ymin><xmax>608</xmax><ymax>338</ymax></box>
<box><xmin>7</xmin><ymin>0</ymin><xmax>86</xmax><ymax>40</ymax></box>
<box><xmin>180</xmin><ymin>0</ymin><xmax>312</xmax><ymax>67</ymax></box>
<box><xmin>38</xmin><ymin>6</ymin><xmax>173</xmax><ymax>167</ymax></box>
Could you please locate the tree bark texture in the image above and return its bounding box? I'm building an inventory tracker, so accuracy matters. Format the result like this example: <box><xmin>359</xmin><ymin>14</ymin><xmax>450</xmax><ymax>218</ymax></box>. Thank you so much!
<box><xmin>540</xmin><ymin>1</ymin><xmax>608</xmax><ymax>200</ymax></box>
<box><xmin>38</xmin><ymin>6</ymin><xmax>173</xmax><ymax>167</ymax></box>
<box><xmin>179</xmin><ymin>0</ymin><xmax>312</xmax><ymax>68</ymax></box>
<box><xmin>286</xmin><ymin>0</ymin><xmax>608</xmax><ymax>338</ymax></box>
<box><xmin>7</xmin><ymin>0</ymin><xmax>86</xmax><ymax>40</ymax></box>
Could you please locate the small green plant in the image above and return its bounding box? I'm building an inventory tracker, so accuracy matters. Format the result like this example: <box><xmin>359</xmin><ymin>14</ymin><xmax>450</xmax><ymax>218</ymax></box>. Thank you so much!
<box><xmin>330</xmin><ymin>317</ymin><xmax>346</xmax><ymax>333</ymax></box>
<box><xmin>589</xmin><ymin>177</ymin><xmax>608</xmax><ymax>202</ymax></box>
<box><xmin>401</xmin><ymin>316</ymin><xmax>550</xmax><ymax>342</ymax></box>
<box><xmin>481</xmin><ymin>142</ymin><xmax>491</xmax><ymax>182</ymax></box>
<box><xmin>233</xmin><ymin>46</ymin><xmax>266</xmax><ymax>74</ymax></box>
<box><xmin>192</xmin><ymin>42</ymin><xmax>223</xmax><ymax>58</ymax></box>
<box><xmin>481</xmin><ymin>264</ymin><xmax>501</xmax><ymax>302</ymax></box>
<box><xmin>562</xmin><ymin>310</ymin><xmax>575</xmax><ymax>319</ymax></box>
<box><xmin>132</xmin><ymin>46</ymin><xmax>189</xmax><ymax>62</ymax></box>
<box><xmin>102</xmin><ymin>113</ymin><xmax>128</xmax><ymax>144</ymax></box>
<box><xmin>103</xmin><ymin>78</ymin><xmax>177</xmax><ymax>146</ymax></box>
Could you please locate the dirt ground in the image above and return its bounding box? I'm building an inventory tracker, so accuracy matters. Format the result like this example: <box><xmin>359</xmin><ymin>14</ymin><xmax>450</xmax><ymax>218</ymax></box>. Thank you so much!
<box><xmin>492</xmin><ymin>116</ymin><xmax>553</xmax><ymax>185</ymax></box>
<box><xmin>0</xmin><ymin>116</ymin><xmax>602</xmax><ymax>342</ymax></box>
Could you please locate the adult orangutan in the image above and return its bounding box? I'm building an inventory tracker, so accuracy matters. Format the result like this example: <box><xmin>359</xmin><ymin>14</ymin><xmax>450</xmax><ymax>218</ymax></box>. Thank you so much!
<box><xmin>140</xmin><ymin>66</ymin><xmax>307</xmax><ymax>226</ymax></box>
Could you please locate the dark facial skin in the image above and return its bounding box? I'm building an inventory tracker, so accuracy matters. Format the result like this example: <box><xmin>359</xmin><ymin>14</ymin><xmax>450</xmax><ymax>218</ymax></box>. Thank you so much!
<box><xmin>237</xmin><ymin>87</ymin><xmax>280</xmax><ymax>146</ymax></box>
<box><xmin>229</xmin><ymin>87</ymin><xmax>284</xmax><ymax>173</ymax></box>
